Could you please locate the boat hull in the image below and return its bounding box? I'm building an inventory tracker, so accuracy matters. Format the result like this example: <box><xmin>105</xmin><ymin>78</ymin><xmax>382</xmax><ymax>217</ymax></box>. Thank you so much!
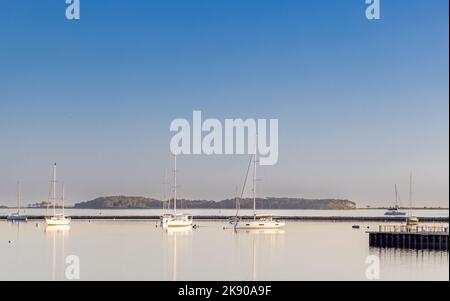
<box><xmin>161</xmin><ymin>220</ymin><xmax>193</xmax><ymax>228</ymax></box>
<box><xmin>235</xmin><ymin>220</ymin><xmax>285</xmax><ymax>230</ymax></box>
<box><xmin>384</xmin><ymin>211</ymin><xmax>406</xmax><ymax>216</ymax></box>
<box><xmin>7</xmin><ymin>214</ymin><xmax>28</xmax><ymax>222</ymax></box>
<box><xmin>45</xmin><ymin>217</ymin><xmax>71</xmax><ymax>226</ymax></box>
<box><xmin>164</xmin><ymin>221</ymin><xmax>193</xmax><ymax>227</ymax></box>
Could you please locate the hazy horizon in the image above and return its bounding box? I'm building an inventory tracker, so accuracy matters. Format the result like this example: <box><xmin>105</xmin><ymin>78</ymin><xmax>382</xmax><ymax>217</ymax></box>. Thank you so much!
<box><xmin>1</xmin><ymin>1</ymin><xmax>448</xmax><ymax>207</ymax></box>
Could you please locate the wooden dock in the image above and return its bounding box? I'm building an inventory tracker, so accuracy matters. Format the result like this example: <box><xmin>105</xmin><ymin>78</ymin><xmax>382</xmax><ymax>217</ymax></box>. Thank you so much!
<box><xmin>369</xmin><ymin>225</ymin><xmax>449</xmax><ymax>251</ymax></box>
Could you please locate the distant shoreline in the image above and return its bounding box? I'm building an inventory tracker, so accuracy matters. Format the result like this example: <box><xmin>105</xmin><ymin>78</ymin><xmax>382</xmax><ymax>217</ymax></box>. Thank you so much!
<box><xmin>3</xmin><ymin>196</ymin><xmax>448</xmax><ymax>210</ymax></box>
<box><xmin>2</xmin><ymin>206</ymin><xmax>449</xmax><ymax>210</ymax></box>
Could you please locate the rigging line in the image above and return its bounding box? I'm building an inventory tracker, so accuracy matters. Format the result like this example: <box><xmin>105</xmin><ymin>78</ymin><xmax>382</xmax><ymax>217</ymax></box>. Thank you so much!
<box><xmin>240</xmin><ymin>155</ymin><xmax>253</xmax><ymax>199</ymax></box>
<box><xmin>235</xmin><ymin>155</ymin><xmax>253</xmax><ymax>219</ymax></box>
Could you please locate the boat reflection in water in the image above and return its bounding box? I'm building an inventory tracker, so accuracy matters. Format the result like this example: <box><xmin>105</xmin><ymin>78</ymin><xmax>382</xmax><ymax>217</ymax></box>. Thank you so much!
<box><xmin>45</xmin><ymin>225</ymin><xmax>70</xmax><ymax>281</ymax></box>
<box><xmin>8</xmin><ymin>219</ymin><xmax>25</xmax><ymax>244</ymax></box>
<box><xmin>45</xmin><ymin>225</ymin><xmax>70</xmax><ymax>234</ymax></box>
<box><xmin>162</xmin><ymin>226</ymin><xmax>193</xmax><ymax>281</ymax></box>
<box><xmin>164</xmin><ymin>226</ymin><xmax>193</xmax><ymax>236</ymax></box>
<box><xmin>234</xmin><ymin>228</ymin><xmax>285</xmax><ymax>281</ymax></box>
<box><xmin>235</xmin><ymin>228</ymin><xmax>286</xmax><ymax>235</ymax></box>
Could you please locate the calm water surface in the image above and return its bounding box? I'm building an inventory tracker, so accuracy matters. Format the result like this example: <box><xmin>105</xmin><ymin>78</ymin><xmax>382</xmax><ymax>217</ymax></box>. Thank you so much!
<box><xmin>1</xmin><ymin>220</ymin><xmax>448</xmax><ymax>281</ymax></box>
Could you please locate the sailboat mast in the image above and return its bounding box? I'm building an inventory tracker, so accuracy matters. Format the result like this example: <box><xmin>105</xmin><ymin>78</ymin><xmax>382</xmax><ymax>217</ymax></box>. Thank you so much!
<box><xmin>173</xmin><ymin>155</ymin><xmax>177</xmax><ymax>214</ymax></box>
<box><xmin>234</xmin><ymin>186</ymin><xmax>239</xmax><ymax>219</ymax></box>
<box><xmin>409</xmin><ymin>172</ymin><xmax>413</xmax><ymax>216</ymax></box>
<box><xmin>253</xmin><ymin>153</ymin><xmax>256</xmax><ymax>220</ymax></box>
<box><xmin>17</xmin><ymin>181</ymin><xmax>21</xmax><ymax>215</ymax></box>
<box><xmin>394</xmin><ymin>184</ymin><xmax>398</xmax><ymax>209</ymax></box>
<box><xmin>162</xmin><ymin>169</ymin><xmax>167</xmax><ymax>213</ymax></box>
<box><xmin>52</xmin><ymin>163</ymin><xmax>56</xmax><ymax>216</ymax></box>
<box><xmin>252</xmin><ymin>136</ymin><xmax>257</xmax><ymax>220</ymax></box>
<box><xmin>62</xmin><ymin>182</ymin><xmax>65</xmax><ymax>216</ymax></box>
<box><xmin>237</xmin><ymin>155</ymin><xmax>253</xmax><ymax>220</ymax></box>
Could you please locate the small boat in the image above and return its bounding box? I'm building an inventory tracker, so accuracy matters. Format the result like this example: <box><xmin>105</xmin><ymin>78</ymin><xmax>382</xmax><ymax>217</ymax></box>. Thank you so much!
<box><xmin>384</xmin><ymin>184</ymin><xmax>406</xmax><ymax>216</ymax></box>
<box><xmin>229</xmin><ymin>216</ymin><xmax>239</xmax><ymax>224</ymax></box>
<box><xmin>233</xmin><ymin>137</ymin><xmax>285</xmax><ymax>230</ymax></box>
<box><xmin>384</xmin><ymin>207</ymin><xmax>406</xmax><ymax>216</ymax></box>
<box><xmin>7</xmin><ymin>182</ymin><xmax>28</xmax><ymax>222</ymax></box>
<box><xmin>406</xmin><ymin>215</ymin><xmax>419</xmax><ymax>227</ymax></box>
<box><xmin>7</xmin><ymin>213</ymin><xmax>28</xmax><ymax>222</ymax></box>
<box><xmin>45</xmin><ymin>163</ymin><xmax>71</xmax><ymax>226</ymax></box>
<box><xmin>352</xmin><ymin>225</ymin><xmax>360</xmax><ymax>229</ymax></box>
<box><xmin>44</xmin><ymin>224</ymin><xmax>71</xmax><ymax>233</ymax></box>
<box><xmin>160</xmin><ymin>155</ymin><xmax>193</xmax><ymax>228</ymax></box>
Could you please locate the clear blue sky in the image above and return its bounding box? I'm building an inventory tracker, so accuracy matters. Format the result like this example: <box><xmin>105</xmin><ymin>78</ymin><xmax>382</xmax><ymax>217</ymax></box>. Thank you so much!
<box><xmin>0</xmin><ymin>0</ymin><xmax>448</xmax><ymax>206</ymax></box>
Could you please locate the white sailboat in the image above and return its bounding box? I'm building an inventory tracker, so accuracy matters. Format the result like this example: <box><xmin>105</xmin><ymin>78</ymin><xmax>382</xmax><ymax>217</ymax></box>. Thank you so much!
<box><xmin>7</xmin><ymin>181</ymin><xmax>28</xmax><ymax>222</ymax></box>
<box><xmin>45</xmin><ymin>163</ymin><xmax>71</xmax><ymax>226</ymax></box>
<box><xmin>406</xmin><ymin>172</ymin><xmax>419</xmax><ymax>228</ymax></box>
<box><xmin>160</xmin><ymin>155</ymin><xmax>193</xmax><ymax>228</ymax></box>
<box><xmin>234</xmin><ymin>139</ymin><xmax>285</xmax><ymax>230</ymax></box>
<box><xmin>384</xmin><ymin>184</ymin><xmax>406</xmax><ymax>216</ymax></box>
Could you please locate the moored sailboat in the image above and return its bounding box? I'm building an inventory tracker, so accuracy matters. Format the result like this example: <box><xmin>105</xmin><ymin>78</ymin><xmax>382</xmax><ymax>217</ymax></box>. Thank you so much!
<box><xmin>234</xmin><ymin>138</ymin><xmax>285</xmax><ymax>230</ymax></box>
<box><xmin>160</xmin><ymin>155</ymin><xmax>193</xmax><ymax>228</ymax></box>
<box><xmin>384</xmin><ymin>184</ymin><xmax>406</xmax><ymax>216</ymax></box>
<box><xmin>405</xmin><ymin>172</ymin><xmax>419</xmax><ymax>229</ymax></box>
<box><xmin>45</xmin><ymin>163</ymin><xmax>71</xmax><ymax>226</ymax></box>
<box><xmin>7</xmin><ymin>181</ymin><xmax>28</xmax><ymax>222</ymax></box>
